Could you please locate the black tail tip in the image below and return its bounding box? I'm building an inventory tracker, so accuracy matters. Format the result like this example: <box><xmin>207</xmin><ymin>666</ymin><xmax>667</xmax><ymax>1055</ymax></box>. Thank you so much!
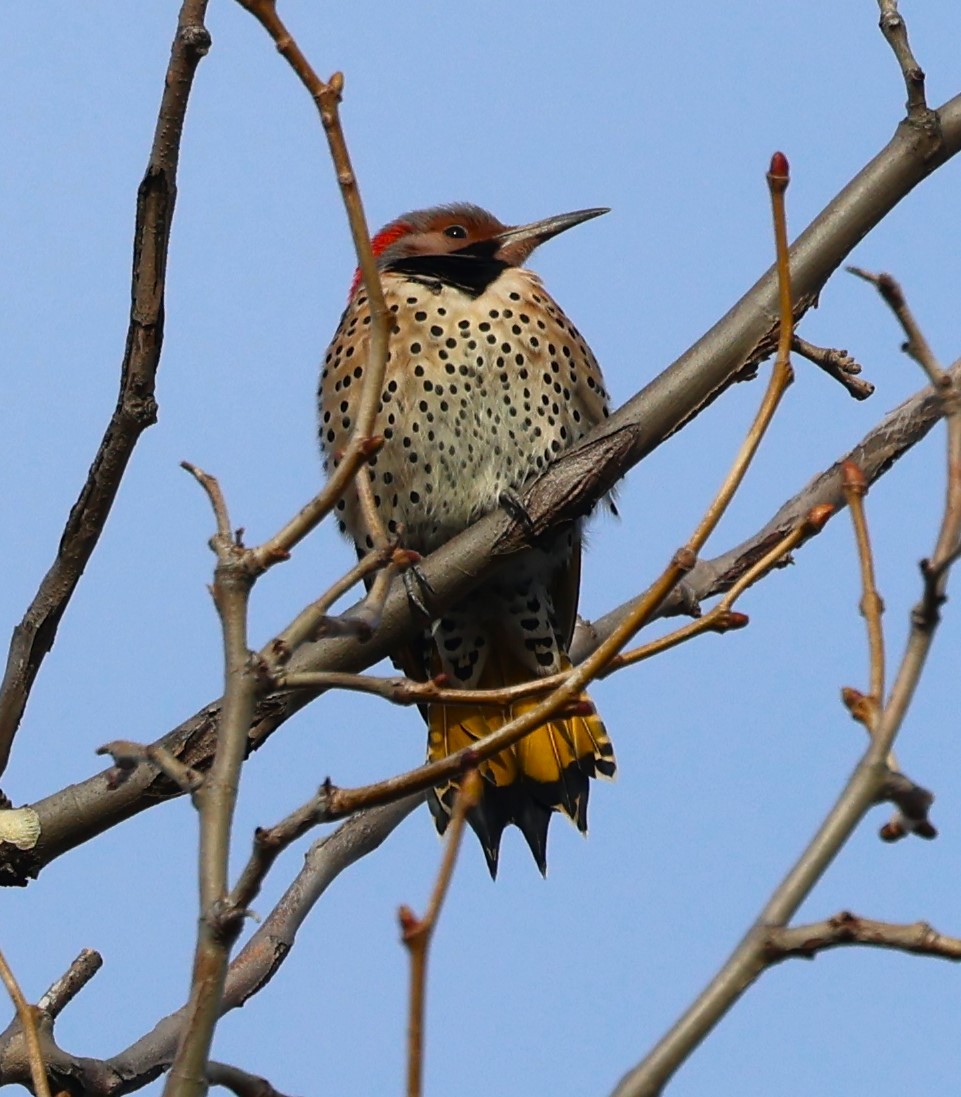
<box><xmin>429</xmin><ymin>766</ymin><xmax>594</xmax><ymax>877</ymax></box>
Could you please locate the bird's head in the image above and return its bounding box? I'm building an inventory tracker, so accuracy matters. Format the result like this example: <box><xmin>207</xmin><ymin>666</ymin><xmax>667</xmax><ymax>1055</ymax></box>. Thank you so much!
<box><xmin>348</xmin><ymin>203</ymin><xmax>608</xmax><ymax>298</ymax></box>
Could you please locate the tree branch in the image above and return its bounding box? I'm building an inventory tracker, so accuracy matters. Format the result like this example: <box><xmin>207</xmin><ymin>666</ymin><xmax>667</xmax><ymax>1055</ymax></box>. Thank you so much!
<box><xmin>765</xmin><ymin>911</ymin><xmax>961</xmax><ymax>963</ymax></box>
<box><xmin>0</xmin><ymin>0</ymin><xmax>211</xmax><ymax>778</ymax></box>
<box><xmin>609</xmin><ymin>289</ymin><xmax>961</xmax><ymax>1097</ymax></box>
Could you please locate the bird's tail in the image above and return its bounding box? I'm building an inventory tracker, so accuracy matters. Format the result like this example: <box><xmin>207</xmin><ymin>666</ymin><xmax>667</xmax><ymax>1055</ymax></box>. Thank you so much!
<box><xmin>426</xmin><ymin>648</ymin><xmax>616</xmax><ymax>877</ymax></box>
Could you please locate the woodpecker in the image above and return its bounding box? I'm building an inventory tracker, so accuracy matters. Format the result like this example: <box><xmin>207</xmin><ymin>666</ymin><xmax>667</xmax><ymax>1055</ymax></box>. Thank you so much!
<box><xmin>319</xmin><ymin>203</ymin><xmax>615</xmax><ymax>876</ymax></box>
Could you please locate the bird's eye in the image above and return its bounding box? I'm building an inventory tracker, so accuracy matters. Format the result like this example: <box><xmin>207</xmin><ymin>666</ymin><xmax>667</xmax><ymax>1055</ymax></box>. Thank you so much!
<box><xmin>443</xmin><ymin>224</ymin><xmax>468</xmax><ymax>239</ymax></box>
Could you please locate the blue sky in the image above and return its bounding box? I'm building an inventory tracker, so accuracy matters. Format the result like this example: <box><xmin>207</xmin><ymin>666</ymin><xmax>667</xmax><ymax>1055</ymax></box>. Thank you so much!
<box><xmin>3</xmin><ymin>3</ymin><xmax>961</xmax><ymax>1095</ymax></box>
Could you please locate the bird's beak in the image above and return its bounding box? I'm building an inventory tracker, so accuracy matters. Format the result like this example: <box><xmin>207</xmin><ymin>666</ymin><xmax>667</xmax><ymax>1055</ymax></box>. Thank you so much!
<box><xmin>494</xmin><ymin>207</ymin><xmax>609</xmax><ymax>265</ymax></box>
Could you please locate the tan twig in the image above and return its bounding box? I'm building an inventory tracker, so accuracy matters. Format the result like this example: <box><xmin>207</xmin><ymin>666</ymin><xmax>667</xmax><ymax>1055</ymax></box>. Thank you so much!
<box><xmin>234</xmin><ymin>1</ymin><xmax>390</xmax><ymax>572</ymax></box>
<box><xmin>279</xmin><ymin>668</ymin><xmax>556</xmax><ymax>708</ymax></box>
<box><xmin>848</xmin><ymin>269</ymin><xmax>961</xmax><ymax>617</ymax></box>
<box><xmin>355</xmin><ymin>463</ymin><xmax>391</xmax><ymax>550</ymax></box>
<box><xmin>684</xmin><ymin>153</ymin><xmax>794</xmax><ymax>555</ymax></box>
<box><xmin>0</xmin><ymin>0</ymin><xmax>211</xmax><ymax>779</ymax></box>
<box><xmin>609</xmin><ymin>505</ymin><xmax>831</xmax><ymax>672</ymax></box>
<box><xmin>791</xmin><ymin>335</ymin><xmax>874</xmax><ymax>399</ymax></box>
<box><xmin>343</xmin><ymin>560</ymin><xmax>401</xmax><ymax>641</ymax></box>
<box><xmin>263</xmin><ymin>544</ymin><xmax>402</xmax><ymax>669</ymax></box>
<box><xmin>0</xmin><ymin>948</ymin><xmax>52</xmax><ymax>1097</ymax></box>
<box><xmin>841</xmin><ymin>462</ymin><xmax>886</xmax><ymax>724</ymax></box>
<box><xmin>228</xmin><ymin>787</ymin><xmax>337</xmax><ymax>913</ymax></box>
<box><xmin>876</xmin><ymin>0</ymin><xmax>928</xmax><ymax>119</ymax></box>
<box><xmin>399</xmin><ymin>771</ymin><xmax>481</xmax><ymax>1097</ymax></box>
<box><xmin>765</xmin><ymin>911</ymin><xmax>961</xmax><ymax>963</ymax></box>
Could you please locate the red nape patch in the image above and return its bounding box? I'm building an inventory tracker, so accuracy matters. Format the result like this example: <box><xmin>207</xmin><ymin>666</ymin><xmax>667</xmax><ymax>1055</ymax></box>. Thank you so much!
<box><xmin>348</xmin><ymin>221</ymin><xmax>412</xmax><ymax>299</ymax></box>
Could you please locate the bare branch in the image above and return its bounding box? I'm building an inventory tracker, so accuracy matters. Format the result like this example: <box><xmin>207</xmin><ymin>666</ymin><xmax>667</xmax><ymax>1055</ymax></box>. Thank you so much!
<box><xmin>847</xmin><ymin>267</ymin><xmax>943</xmax><ymax>382</ymax></box>
<box><xmin>841</xmin><ymin>461</ymin><xmax>886</xmax><ymax>724</ymax></box>
<box><xmin>84</xmin><ymin>798</ymin><xmax>421</xmax><ymax>1090</ymax></box>
<box><xmin>232</xmin><ymin>0</ymin><xmax>391</xmax><ymax>571</ymax></box>
<box><xmin>791</xmin><ymin>334</ymin><xmax>874</xmax><ymax>399</ymax></box>
<box><xmin>610</xmin><ymin>312</ymin><xmax>961</xmax><ymax>1097</ymax></box>
<box><xmin>400</xmin><ymin>774</ymin><xmax>480</xmax><ymax>1097</ymax></box>
<box><xmin>36</xmin><ymin>950</ymin><xmax>103</xmax><ymax>1021</ymax></box>
<box><xmin>0</xmin><ymin>0</ymin><xmax>212</xmax><ymax>779</ymax></box>
<box><xmin>876</xmin><ymin>0</ymin><xmax>929</xmax><ymax>119</ymax></box>
<box><xmin>182</xmin><ymin>463</ymin><xmax>233</xmax><ymax>543</ymax></box>
<box><xmin>165</xmin><ymin>490</ymin><xmax>257</xmax><ymax>1097</ymax></box>
<box><xmin>765</xmin><ymin>911</ymin><xmax>961</xmax><ymax>963</ymax></box>
<box><xmin>0</xmin><ymin>948</ymin><xmax>52</xmax><ymax>1097</ymax></box>
<box><xmin>206</xmin><ymin>1061</ymin><xmax>298</xmax><ymax>1097</ymax></box>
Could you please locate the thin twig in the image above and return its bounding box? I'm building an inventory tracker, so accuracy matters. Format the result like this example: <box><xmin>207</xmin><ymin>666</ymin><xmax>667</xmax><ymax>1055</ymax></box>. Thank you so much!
<box><xmin>182</xmin><ymin>463</ymin><xmax>233</xmax><ymax>541</ymax></box>
<box><xmin>399</xmin><ymin>772</ymin><xmax>481</xmax><ymax>1097</ymax></box>
<box><xmin>876</xmin><ymin>0</ymin><xmax>928</xmax><ymax>119</ymax></box>
<box><xmin>0</xmin><ymin>0</ymin><xmax>211</xmax><ymax>779</ymax></box>
<box><xmin>165</xmin><ymin>475</ymin><xmax>256</xmax><ymax>1097</ymax></box>
<box><xmin>765</xmin><ymin>911</ymin><xmax>961</xmax><ymax>962</ymax></box>
<box><xmin>609</xmin><ymin>505</ymin><xmax>831</xmax><ymax>672</ymax></box>
<box><xmin>228</xmin><ymin>789</ymin><xmax>333</xmax><ymax>913</ymax></box>
<box><xmin>262</xmin><ymin>543</ymin><xmax>399</xmax><ymax>670</ymax></box>
<box><xmin>36</xmin><ymin>949</ymin><xmax>103</xmax><ymax>1020</ymax></box>
<box><xmin>841</xmin><ymin>461</ymin><xmax>886</xmax><ymax>722</ymax></box>
<box><xmin>683</xmin><ymin>153</ymin><xmax>794</xmax><ymax>555</ymax></box>
<box><xmin>846</xmin><ymin>267</ymin><xmax>942</xmax><ymax>382</ymax></box>
<box><xmin>0</xmin><ymin>948</ymin><xmax>52</xmax><ymax>1097</ymax></box>
<box><xmin>233</xmin><ymin>1</ymin><xmax>391</xmax><ymax>572</ymax></box>
<box><xmin>791</xmin><ymin>334</ymin><xmax>874</xmax><ymax>399</ymax></box>
<box><xmin>206</xmin><ymin>1061</ymin><xmax>297</xmax><ymax>1097</ymax></box>
<box><xmin>97</xmin><ymin>740</ymin><xmax>204</xmax><ymax>796</ymax></box>
<box><xmin>355</xmin><ymin>464</ymin><xmax>391</xmax><ymax>550</ymax></box>
<box><xmin>341</xmin><ymin>561</ymin><xmax>401</xmax><ymax>640</ymax></box>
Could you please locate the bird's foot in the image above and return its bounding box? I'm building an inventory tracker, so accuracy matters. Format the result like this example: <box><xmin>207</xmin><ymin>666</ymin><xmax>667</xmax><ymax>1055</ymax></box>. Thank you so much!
<box><xmin>499</xmin><ymin>490</ymin><xmax>536</xmax><ymax>539</ymax></box>
<box><xmin>403</xmin><ymin>563</ymin><xmax>435</xmax><ymax>622</ymax></box>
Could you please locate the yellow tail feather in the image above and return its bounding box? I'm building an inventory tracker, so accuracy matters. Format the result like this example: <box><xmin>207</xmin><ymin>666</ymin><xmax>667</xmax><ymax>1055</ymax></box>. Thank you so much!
<box><xmin>425</xmin><ymin>649</ymin><xmax>615</xmax><ymax>876</ymax></box>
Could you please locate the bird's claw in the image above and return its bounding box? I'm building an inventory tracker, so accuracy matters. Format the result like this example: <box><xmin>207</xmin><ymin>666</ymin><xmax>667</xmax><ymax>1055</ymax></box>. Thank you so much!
<box><xmin>403</xmin><ymin>564</ymin><xmax>435</xmax><ymax>622</ymax></box>
<box><xmin>499</xmin><ymin>490</ymin><xmax>536</xmax><ymax>539</ymax></box>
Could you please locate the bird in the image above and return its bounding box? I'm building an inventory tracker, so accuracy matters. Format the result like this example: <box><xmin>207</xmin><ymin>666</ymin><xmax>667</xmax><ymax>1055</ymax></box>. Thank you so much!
<box><xmin>318</xmin><ymin>202</ymin><xmax>615</xmax><ymax>876</ymax></box>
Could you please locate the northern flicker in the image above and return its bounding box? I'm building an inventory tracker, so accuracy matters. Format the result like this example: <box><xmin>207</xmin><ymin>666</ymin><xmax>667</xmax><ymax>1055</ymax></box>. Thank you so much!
<box><xmin>319</xmin><ymin>203</ymin><xmax>615</xmax><ymax>876</ymax></box>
